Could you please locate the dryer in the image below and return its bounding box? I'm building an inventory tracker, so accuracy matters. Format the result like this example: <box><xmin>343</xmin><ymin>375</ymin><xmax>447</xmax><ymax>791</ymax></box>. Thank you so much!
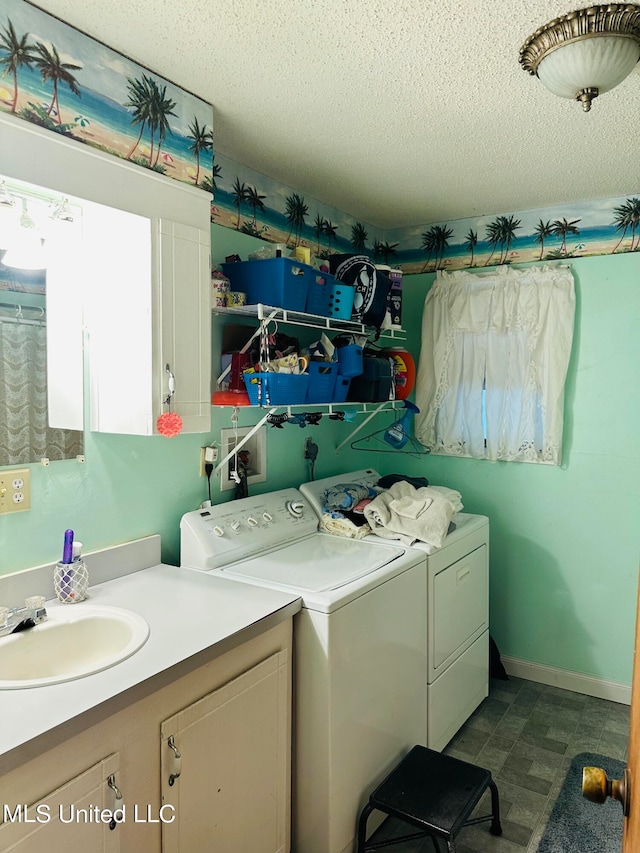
<box><xmin>180</xmin><ymin>487</ymin><xmax>427</xmax><ymax>853</ymax></box>
<box><xmin>299</xmin><ymin>469</ymin><xmax>490</xmax><ymax>752</ymax></box>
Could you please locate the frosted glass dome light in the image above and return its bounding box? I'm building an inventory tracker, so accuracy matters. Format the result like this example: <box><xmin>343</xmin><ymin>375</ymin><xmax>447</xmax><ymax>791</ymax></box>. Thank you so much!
<box><xmin>519</xmin><ymin>4</ymin><xmax>640</xmax><ymax>112</ymax></box>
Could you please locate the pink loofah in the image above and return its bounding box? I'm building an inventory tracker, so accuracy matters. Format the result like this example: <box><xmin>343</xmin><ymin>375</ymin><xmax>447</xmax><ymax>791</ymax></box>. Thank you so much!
<box><xmin>156</xmin><ymin>411</ymin><xmax>183</xmax><ymax>437</ymax></box>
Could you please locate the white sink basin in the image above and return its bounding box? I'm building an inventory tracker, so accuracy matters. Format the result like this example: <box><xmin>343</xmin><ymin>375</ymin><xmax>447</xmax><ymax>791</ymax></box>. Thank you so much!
<box><xmin>0</xmin><ymin>605</ymin><xmax>150</xmax><ymax>689</ymax></box>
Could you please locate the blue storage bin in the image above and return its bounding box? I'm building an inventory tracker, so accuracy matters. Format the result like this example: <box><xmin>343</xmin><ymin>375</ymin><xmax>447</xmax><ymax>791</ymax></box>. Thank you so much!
<box><xmin>332</xmin><ymin>376</ymin><xmax>351</xmax><ymax>403</ymax></box>
<box><xmin>306</xmin><ymin>273</ymin><xmax>355</xmax><ymax>320</ymax></box>
<box><xmin>306</xmin><ymin>361</ymin><xmax>338</xmax><ymax>403</ymax></box>
<box><xmin>337</xmin><ymin>344</ymin><xmax>364</xmax><ymax>378</ymax></box>
<box><xmin>221</xmin><ymin>258</ymin><xmax>312</xmax><ymax>312</ymax></box>
<box><xmin>244</xmin><ymin>371</ymin><xmax>309</xmax><ymax>406</ymax></box>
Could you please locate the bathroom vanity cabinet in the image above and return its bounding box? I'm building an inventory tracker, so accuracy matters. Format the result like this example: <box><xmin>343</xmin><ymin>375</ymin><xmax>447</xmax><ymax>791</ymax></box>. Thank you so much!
<box><xmin>0</xmin><ymin>621</ymin><xmax>292</xmax><ymax>853</ymax></box>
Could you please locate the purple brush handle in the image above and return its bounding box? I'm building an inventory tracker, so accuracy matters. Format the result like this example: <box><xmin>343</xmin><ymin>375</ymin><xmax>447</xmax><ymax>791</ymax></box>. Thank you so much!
<box><xmin>62</xmin><ymin>529</ymin><xmax>74</xmax><ymax>564</ymax></box>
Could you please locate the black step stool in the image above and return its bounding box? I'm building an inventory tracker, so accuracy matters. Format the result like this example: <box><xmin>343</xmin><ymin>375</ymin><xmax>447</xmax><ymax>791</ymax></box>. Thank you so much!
<box><xmin>357</xmin><ymin>745</ymin><xmax>502</xmax><ymax>852</ymax></box>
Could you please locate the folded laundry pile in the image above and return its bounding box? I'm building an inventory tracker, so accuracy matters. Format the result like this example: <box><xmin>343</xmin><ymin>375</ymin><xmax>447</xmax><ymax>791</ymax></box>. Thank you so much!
<box><xmin>320</xmin><ymin>512</ymin><xmax>371</xmax><ymax>539</ymax></box>
<box><xmin>322</xmin><ymin>482</ymin><xmax>379</xmax><ymax>512</ymax></box>
<box><xmin>363</xmin><ymin>481</ymin><xmax>463</xmax><ymax>548</ymax></box>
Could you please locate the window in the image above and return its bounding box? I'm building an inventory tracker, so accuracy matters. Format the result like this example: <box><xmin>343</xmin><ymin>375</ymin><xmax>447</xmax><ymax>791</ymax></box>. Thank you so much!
<box><xmin>414</xmin><ymin>265</ymin><xmax>575</xmax><ymax>465</ymax></box>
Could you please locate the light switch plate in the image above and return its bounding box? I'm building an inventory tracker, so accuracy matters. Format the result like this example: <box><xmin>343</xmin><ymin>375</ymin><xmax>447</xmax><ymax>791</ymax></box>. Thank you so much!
<box><xmin>0</xmin><ymin>468</ymin><xmax>31</xmax><ymax>514</ymax></box>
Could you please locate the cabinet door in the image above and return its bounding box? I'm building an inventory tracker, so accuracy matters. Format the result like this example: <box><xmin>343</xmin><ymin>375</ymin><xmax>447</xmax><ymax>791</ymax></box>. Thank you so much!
<box><xmin>89</xmin><ymin>215</ymin><xmax>210</xmax><ymax>435</ymax></box>
<box><xmin>0</xmin><ymin>754</ymin><xmax>120</xmax><ymax>853</ymax></box>
<box><xmin>160</xmin><ymin>651</ymin><xmax>290</xmax><ymax>853</ymax></box>
<box><xmin>155</xmin><ymin>219</ymin><xmax>211</xmax><ymax>434</ymax></box>
<box><xmin>2</xmin><ymin>113</ymin><xmax>212</xmax><ymax>437</ymax></box>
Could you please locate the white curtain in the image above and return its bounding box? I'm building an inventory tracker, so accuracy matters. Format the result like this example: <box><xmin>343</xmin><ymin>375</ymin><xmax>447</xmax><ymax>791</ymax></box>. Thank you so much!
<box><xmin>414</xmin><ymin>265</ymin><xmax>575</xmax><ymax>465</ymax></box>
<box><xmin>0</xmin><ymin>320</ymin><xmax>83</xmax><ymax>465</ymax></box>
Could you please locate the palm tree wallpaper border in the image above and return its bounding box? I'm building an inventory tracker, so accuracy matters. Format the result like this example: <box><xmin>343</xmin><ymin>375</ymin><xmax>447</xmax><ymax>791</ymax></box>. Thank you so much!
<box><xmin>0</xmin><ymin>0</ymin><xmax>213</xmax><ymax>190</ymax></box>
<box><xmin>212</xmin><ymin>149</ymin><xmax>640</xmax><ymax>274</ymax></box>
<box><xmin>210</xmin><ymin>150</ymin><xmax>387</xmax><ymax>262</ymax></box>
<box><xmin>5</xmin><ymin>0</ymin><xmax>637</xmax><ymax>273</ymax></box>
<box><xmin>384</xmin><ymin>199</ymin><xmax>640</xmax><ymax>274</ymax></box>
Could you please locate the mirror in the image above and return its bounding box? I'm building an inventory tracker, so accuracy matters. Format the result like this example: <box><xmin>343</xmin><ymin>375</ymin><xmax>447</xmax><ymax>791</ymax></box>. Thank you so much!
<box><xmin>0</xmin><ymin>177</ymin><xmax>84</xmax><ymax>466</ymax></box>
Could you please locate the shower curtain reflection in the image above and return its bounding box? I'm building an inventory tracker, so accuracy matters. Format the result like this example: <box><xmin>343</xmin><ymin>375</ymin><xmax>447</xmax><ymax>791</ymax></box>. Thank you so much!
<box><xmin>0</xmin><ymin>318</ymin><xmax>83</xmax><ymax>465</ymax></box>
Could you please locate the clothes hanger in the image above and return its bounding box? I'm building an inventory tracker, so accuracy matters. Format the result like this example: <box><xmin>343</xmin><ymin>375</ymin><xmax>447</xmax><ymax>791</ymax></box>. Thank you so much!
<box><xmin>350</xmin><ymin>401</ymin><xmax>431</xmax><ymax>456</ymax></box>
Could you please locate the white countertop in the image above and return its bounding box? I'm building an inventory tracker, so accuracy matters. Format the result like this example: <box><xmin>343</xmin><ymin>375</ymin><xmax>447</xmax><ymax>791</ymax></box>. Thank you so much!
<box><xmin>0</xmin><ymin>564</ymin><xmax>301</xmax><ymax>767</ymax></box>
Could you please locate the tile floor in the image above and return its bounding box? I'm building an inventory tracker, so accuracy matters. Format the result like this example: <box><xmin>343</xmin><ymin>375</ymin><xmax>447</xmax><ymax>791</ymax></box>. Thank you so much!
<box><xmin>367</xmin><ymin>676</ymin><xmax>629</xmax><ymax>852</ymax></box>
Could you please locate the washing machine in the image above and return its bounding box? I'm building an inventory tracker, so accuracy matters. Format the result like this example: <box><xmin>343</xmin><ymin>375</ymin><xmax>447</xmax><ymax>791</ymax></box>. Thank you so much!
<box><xmin>180</xmin><ymin>487</ymin><xmax>427</xmax><ymax>853</ymax></box>
<box><xmin>299</xmin><ymin>469</ymin><xmax>490</xmax><ymax>753</ymax></box>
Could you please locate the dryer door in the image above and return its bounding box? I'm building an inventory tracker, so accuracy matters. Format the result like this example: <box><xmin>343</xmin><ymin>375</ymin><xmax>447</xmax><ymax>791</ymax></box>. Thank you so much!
<box><xmin>430</xmin><ymin>544</ymin><xmax>488</xmax><ymax>678</ymax></box>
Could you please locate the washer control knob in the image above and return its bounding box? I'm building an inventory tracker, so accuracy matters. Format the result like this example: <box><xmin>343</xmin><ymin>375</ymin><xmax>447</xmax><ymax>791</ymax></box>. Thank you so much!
<box><xmin>247</xmin><ymin>516</ymin><xmax>258</xmax><ymax>527</ymax></box>
<box><xmin>213</xmin><ymin>525</ymin><xmax>225</xmax><ymax>537</ymax></box>
<box><xmin>231</xmin><ymin>521</ymin><xmax>241</xmax><ymax>531</ymax></box>
<box><xmin>286</xmin><ymin>501</ymin><xmax>304</xmax><ymax>518</ymax></box>
<box><xmin>262</xmin><ymin>512</ymin><xmax>273</xmax><ymax>522</ymax></box>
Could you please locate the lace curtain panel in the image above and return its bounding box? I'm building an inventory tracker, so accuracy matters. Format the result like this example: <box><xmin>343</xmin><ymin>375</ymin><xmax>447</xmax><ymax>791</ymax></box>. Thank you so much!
<box><xmin>414</xmin><ymin>265</ymin><xmax>575</xmax><ymax>465</ymax></box>
<box><xmin>0</xmin><ymin>320</ymin><xmax>83</xmax><ymax>465</ymax></box>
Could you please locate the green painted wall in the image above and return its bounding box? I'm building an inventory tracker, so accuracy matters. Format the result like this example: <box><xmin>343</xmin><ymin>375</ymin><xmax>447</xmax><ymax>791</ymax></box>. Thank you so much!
<box><xmin>1</xmin><ymin>222</ymin><xmax>638</xmax><ymax>690</ymax></box>
<box><xmin>400</xmin><ymin>254</ymin><xmax>640</xmax><ymax>686</ymax></box>
<box><xmin>0</xmin><ymin>225</ymin><xmax>398</xmax><ymax>573</ymax></box>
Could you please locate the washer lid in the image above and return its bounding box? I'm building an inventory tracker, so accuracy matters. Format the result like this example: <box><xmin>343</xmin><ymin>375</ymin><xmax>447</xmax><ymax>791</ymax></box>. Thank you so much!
<box><xmin>219</xmin><ymin>534</ymin><xmax>404</xmax><ymax>592</ymax></box>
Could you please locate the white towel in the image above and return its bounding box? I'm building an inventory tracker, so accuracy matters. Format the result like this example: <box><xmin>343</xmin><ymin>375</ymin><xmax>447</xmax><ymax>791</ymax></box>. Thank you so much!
<box><xmin>320</xmin><ymin>512</ymin><xmax>371</xmax><ymax>539</ymax></box>
<box><xmin>389</xmin><ymin>496</ymin><xmax>433</xmax><ymax>519</ymax></box>
<box><xmin>363</xmin><ymin>481</ymin><xmax>462</xmax><ymax>548</ymax></box>
<box><xmin>428</xmin><ymin>485</ymin><xmax>464</xmax><ymax>513</ymax></box>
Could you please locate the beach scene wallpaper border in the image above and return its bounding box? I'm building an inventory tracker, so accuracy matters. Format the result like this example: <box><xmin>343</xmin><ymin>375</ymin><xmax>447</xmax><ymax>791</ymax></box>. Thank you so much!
<box><xmin>1</xmin><ymin>0</ymin><xmax>213</xmax><ymax>190</ymax></box>
<box><xmin>385</xmin><ymin>196</ymin><xmax>640</xmax><ymax>274</ymax></box>
<box><xmin>213</xmin><ymin>148</ymin><xmax>640</xmax><ymax>275</ymax></box>
<box><xmin>4</xmin><ymin>0</ymin><xmax>636</xmax><ymax>275</ymax></box>
<box><xmin>211</xmin><ymin>151</ymin><xmax>386</xmax><ymax>262</ymax></box>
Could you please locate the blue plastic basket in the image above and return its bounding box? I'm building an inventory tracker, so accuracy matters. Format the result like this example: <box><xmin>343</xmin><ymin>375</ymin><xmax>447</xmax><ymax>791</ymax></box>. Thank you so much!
<box><xmin>306</xmin><ymin>361</ymin><xmax>338</xmax><ymax>403</ymax></box>
<box><xmin>306</xmin><ymin>273</ymin><xmax>355</xmax><ymax>320</ymax></box>
<box><xmin>337</xmin><ymin>344</ymin><xmax>364</xmax><ymax>378</ymax></box>
<box><xmin>221</xmin><ymin>258</ymin><xmax>312</xmax><ymax>312</ymax></box>
<box><xmin>244</xmin><ymin>372</ymin><xmax>309</xmax><ymax>406</ymax></box>
<box><xmin>332</xmin><ymin>376</ymin><xmax>351</xmax><ymax>403</ymax></box>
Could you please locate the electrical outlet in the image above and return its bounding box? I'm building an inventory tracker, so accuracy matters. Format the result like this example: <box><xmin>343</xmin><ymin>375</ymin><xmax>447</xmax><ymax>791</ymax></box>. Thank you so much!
<box><xmin>200</xmin><ymin>446</ymin><xmax>219</xmax><ymax>476</ymax></box>
<box><xmin>0</xmin><ymin>468</ymin><xmax>31</xmax><ymax>514</ymax></box>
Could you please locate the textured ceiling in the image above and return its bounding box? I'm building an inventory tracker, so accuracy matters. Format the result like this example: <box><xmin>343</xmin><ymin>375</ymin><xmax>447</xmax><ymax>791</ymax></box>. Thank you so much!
<box><xmin>29</xmin><ymin>0</ymin><xmax>640</xmax><ymax>229</ymax></box>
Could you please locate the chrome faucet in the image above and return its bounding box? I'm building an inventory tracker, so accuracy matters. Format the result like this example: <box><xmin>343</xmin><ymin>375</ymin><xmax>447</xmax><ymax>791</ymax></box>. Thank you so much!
<box><xmin>0</xmin><ymin>598</ymin><xmax>48</xmax><ymax>638</ymax></box>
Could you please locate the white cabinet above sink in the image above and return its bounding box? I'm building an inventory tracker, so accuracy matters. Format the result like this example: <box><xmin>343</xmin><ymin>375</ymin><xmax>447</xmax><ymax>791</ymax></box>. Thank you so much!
<box><xmin>1</xmin><ymin>114</ymin><xmax>212</xmax><ymax>437</ymax></box>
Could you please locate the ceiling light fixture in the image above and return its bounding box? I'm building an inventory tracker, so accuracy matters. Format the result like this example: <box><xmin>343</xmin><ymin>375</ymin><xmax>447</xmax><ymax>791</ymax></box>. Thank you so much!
<box><xmin>519</xmin><ymin>4</ymin><xmax>640</xmax><ymax>112</ymax></box>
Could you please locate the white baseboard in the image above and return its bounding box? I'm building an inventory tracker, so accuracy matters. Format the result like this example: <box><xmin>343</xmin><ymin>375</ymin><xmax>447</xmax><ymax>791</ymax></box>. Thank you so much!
<box><xmin>501</xmin><ymin>655</ymin><xmax>631</xmax><ymax>706</ymax></box>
